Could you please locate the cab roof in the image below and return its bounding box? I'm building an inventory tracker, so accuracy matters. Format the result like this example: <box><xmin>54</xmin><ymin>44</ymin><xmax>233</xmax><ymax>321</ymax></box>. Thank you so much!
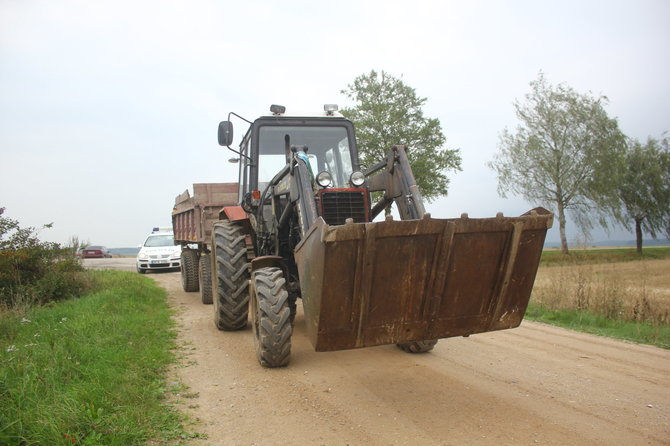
<box><xmin>256</xmin><ymin>104</ymin><xmax>345</xmax><ymax>119</ymax></box>
<box><xmin>258</xmin><ymin>110</ymin><xmax>345</xmax><ymax>118</ymax></box>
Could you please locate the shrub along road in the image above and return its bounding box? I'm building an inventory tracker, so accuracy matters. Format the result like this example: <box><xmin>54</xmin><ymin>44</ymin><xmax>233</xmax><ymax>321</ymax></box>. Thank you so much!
<box><xmin>100</xmin><ymin>258</ymin><xmax>670</xmax><ymax>445</ymax></box>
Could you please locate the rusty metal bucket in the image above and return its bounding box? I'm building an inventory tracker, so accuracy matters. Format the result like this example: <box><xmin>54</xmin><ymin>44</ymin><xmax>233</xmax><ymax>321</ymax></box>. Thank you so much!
<box><xmin>293</xmin><ymin>209</ymin><xmax>553</xmax><ymax>351</ymax></box>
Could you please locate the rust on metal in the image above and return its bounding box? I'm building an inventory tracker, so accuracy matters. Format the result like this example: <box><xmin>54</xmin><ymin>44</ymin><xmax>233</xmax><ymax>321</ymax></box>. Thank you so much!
<box><xmin>294</xmin><ymin>208</ymin><xmax>553</xmax><ymax>351</ymax></box>
<box><xmin>222</xmin><ymin>205</ymin><xmax>249</xmax><ymax>223</ymax></box>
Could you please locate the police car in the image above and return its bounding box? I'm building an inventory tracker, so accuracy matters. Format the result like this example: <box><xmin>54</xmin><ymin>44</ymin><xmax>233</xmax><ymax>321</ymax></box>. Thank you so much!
<box><xmin>136</xmin><ymin>227</ymin><xmax>181</xmax><ymax>274</ymax></box>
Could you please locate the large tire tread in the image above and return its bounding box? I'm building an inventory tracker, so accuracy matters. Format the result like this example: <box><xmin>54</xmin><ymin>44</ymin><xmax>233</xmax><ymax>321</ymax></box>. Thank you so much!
<box><xmin>199</xmin><ymin>253</ymin><xmax>213</xmax><ymax>304</ymax></box>
<box><xmin>252</xmin><ymin>267</ymin><xmax>292</xmax><ymax>368</ymax></box>
<box><xmin>213</xmin><ymin>222</ymin><xmax>249</xmax><ymax>330</ymax></box>
<box><xmin>181</xmin><ymin>249</ymin><xmax>200</xmax><ymax>292</ymax></box>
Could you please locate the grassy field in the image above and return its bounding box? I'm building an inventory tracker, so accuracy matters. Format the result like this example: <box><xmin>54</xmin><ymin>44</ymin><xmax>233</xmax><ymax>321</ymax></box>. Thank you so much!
<box><xmin>0</xmin><ymin>271</ymin><xmax>197</xmax><ymax>445</ymax></box>
<box><xmin>529</xmin><ymin>247</ymin><xmax>670</xmax><ymax>348</ymax></box>
<box><xmin>540</xmin><ymin>245</ymin><xmax>670</xmax><ymax>265</ymax></box>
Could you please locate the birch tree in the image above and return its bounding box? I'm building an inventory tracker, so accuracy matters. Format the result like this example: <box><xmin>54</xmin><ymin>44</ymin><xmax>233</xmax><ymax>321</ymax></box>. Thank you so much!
<box><xmin>490</xmin><ymin>73</ymin><xmax>626</xmax><ymax>253</ymax></box>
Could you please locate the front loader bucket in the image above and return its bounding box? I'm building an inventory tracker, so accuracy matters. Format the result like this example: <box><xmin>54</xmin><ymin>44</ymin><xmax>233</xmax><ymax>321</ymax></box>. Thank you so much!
<box><xmin>294</xmin><ymin>209</ymin><xmax>553</xmax><ymax>352</ymax></box>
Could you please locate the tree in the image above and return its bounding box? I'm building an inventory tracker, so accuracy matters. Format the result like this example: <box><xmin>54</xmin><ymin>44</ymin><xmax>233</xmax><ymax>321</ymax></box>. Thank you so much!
<box><xmin>340</xmin><ymin>70</ymin><xmax>462</xmax><ymax>202</ymax></box>
<box><xmin>617</xmin><ymin>136</ymin><xmax>670</xmax><ymax>254</ymax></box>
<box><xmin>489</xmin><ymin>73</ymin><xmax>627</xmax><ymax>254</ymax></box>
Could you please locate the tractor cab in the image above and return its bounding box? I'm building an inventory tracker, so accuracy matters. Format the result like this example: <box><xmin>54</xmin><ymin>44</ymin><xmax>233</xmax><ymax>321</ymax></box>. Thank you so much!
<box><xmin>218</xmin><ymin>105</ymin><xmax>371</xmax><ymax>247</ymax></box>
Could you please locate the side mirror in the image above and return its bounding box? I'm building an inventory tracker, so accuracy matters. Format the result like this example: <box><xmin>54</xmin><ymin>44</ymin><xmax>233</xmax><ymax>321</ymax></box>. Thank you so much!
<box><xmin>218</xmin><ymin>121</ymin><xmax>234</xmax><ymax>146</ymax></box>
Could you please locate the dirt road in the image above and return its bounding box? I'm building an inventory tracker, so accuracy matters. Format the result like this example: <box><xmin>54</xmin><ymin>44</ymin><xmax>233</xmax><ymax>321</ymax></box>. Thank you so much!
<box><xmin>92</xmin><ymin>259</ymin><xmax>670</xmax><ymax>445</ymax></box>
<box><xmin>151</xmin><ymin>272</ymin><xmax>670</xmax><ymax>446</ymax></box>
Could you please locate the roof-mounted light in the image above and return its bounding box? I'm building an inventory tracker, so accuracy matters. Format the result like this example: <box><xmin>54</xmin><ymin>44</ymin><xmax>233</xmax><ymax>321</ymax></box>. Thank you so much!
<box><xmin>324</xmin><ymin>104</ymin><xmax>338</xmax><ymax>116</ymax></box>
<box><xmin>270</xmin><ymin>104</ymin><xmax>286</xmax><ymax>115</ymax></box>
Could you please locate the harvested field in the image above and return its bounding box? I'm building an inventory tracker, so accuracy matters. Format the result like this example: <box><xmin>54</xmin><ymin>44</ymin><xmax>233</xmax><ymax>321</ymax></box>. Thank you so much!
<box><xmin>532</xmin><ymin>258</ymin><xmax>670</xmax><ymax>324</ymax></box>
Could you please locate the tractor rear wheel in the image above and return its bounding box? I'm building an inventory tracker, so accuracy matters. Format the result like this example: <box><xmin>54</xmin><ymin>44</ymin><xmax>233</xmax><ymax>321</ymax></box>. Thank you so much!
<box><xmin>199</xmin><ymin>252</ymin><xmax>213</xmax><ymax>304</ymax></box>
<box><xmin>397</xmin><ymin>339</ymin><xmax>438</xmax><ymax>353</ymax></box>
<box><xmin>251</xmin><ymin>267</ymin><xmax>292</xmax><ymax>367</ymax></box>
<box><xmin>212</xmin><ymin>222</ymin><xmax>249</xmax><ymax>330</ymax></box>
<box><xmin>180</xmin><ymin>249</ymin><xmax>199</xmax><ymax>292</ymax></box>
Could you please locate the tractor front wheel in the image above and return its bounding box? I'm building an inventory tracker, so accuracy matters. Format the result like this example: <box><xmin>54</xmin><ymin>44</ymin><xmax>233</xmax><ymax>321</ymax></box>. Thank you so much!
<box><xmin>251</xmin><ymin>267</ymin><xmax>292</xmax><ymax>368</ymax></box>
<box><xmin>396</xmin><ymin>340</ymin><xmax>438</xmax><ymax>353</ymax></box>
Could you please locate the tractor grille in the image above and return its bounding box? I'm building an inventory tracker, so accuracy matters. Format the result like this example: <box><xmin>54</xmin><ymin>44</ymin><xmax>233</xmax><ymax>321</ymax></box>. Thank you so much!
<box><xmin>318</xmin><ymin>189</ymin><xmax>368</xmax><ymax>225</ymax></box>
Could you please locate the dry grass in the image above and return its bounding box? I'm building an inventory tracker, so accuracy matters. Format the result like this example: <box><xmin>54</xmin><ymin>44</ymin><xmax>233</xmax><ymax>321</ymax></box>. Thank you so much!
<box><xmin>531</xmin><ymin>258</ymin><xmax>670</xmax><ymax>325</ymax></box>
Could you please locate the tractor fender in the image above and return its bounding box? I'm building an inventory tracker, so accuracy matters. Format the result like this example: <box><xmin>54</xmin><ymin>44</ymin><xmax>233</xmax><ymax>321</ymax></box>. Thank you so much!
<box><xmin>219</xmin><ymin>205</ymin><xmax>249</xmax><ymax>223</ymax></box>
<box><xmin>217</xmin><ymin>207</ymin><xmax>254</xmax><ymax>247</ymax></box>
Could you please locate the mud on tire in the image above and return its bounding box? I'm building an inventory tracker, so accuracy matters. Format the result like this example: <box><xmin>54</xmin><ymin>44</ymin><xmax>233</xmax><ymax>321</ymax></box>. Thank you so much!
<box><xmin>251</xmin><ymin>267</ymin><xmax>292</xmax><ymax>368</ymax></box>
<box><xmin>199</xmin><ymin>252</ymin><xmax>213</xmax><ymax>304</ymax></box>
<box><xmin>181</xmin><ymin>249</ymin><xmax>200</xmax><ymax>292</ymax></box>
<box><xmin>212</xmin><ymin>221</ymin><xmax>249</xmax><ymax>330</ymax></box>
<box><xmin>397</xmin><ymin>339</ymin><xmax>438</xmax><ymax>353</ymax></box>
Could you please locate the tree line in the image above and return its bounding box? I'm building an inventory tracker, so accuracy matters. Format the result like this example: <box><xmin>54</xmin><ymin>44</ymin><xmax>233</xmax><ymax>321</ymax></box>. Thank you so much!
<box><xmin>342</xmin><ymin>70</ymin><xmax>670</xmax><ymax>254</ymax></box>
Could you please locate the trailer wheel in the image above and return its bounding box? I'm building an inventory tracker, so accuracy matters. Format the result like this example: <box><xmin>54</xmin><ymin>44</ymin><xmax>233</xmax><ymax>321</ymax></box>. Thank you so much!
<box><xmin>397</xmin><ymin>339</ymin><xmax>438</xmax><ymax>353</ymax></box>
<box><xmin>199</xmin><ymin>252</ymin><xmax>213</xmax><ymax>304</ymax></box>
<box><xmin>180</xmin><ymin>249</ymin><xmax>200</xmax><ymax>292</ymax></box>
<box><xmin>250</xmin><ymin>267</ymin><xmax>292</xmax><ymax>368</ymax></box>
<box><xmin>213</xmin><ymin>222</ymin><xmax>249</xmax><ymax>330</ymax></box>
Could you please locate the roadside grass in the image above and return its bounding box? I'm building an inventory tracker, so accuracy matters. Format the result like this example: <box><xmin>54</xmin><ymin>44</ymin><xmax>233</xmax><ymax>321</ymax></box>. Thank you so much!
<box><xmin>525</xmin><ymin>303</ymin><xmax>670</xmax><ymax>349</ymax></box>
<box><xmin>0</xmin><ymin>270</ymin><xmax>198</xmax><ymax>445</ymax></box>
<box><xmin>529</xmin><ymin>251</ymin><xmax>670</xmax><ymax>349</ymax></box>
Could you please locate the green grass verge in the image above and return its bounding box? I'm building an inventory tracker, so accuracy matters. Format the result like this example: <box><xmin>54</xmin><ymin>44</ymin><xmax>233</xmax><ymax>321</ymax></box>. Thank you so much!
<box><xmin>525</xmin><ymin>302</ymin><xmax>670</xmax><ymax>349</ymax></box>
<box><xmin>0</xmin><ymin>270</ymin><xmax>197</xmax><ymax>445</ymax></box>
<box><xmin>541</xmin><ymin>246</ymin><xmax>670</xmax><ymax>266</ymax></box>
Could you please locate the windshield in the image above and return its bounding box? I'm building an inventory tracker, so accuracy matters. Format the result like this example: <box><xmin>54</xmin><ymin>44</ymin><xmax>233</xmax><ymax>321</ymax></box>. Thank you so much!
<box><xmin>258</xmin><ymin>126</ymin><xmax>353</xmax><ymax>188</ymax></box>
<box><xmin>144</xmin><ymin>235</ymin><xmax>174</xmax><ymax>247</ymax></box>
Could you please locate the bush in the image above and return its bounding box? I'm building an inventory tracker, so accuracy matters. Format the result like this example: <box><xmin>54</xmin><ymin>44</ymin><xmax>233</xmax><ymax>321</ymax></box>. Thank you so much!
<box><xmin>0</xmin><ymin>207</ymin><xmax>91</xmax><ymax>309</ymax></box>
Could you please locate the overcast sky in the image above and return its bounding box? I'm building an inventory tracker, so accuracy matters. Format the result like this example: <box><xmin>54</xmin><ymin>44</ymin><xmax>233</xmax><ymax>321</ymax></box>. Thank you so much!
<box><xmin>1</xmin><ymin>0</ymin><xmax>669</xmax><ymax>248</ymax></box>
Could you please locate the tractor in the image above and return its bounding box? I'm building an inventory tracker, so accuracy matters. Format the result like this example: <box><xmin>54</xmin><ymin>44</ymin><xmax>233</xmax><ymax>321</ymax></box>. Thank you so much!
<box><xmin>211</xmin><ymin>104</ymin><xmax>553</xmax><ymax>367</ymax></box>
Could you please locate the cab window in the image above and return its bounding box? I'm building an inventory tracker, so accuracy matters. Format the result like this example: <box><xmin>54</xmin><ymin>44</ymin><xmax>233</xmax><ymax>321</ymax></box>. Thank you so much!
<box><xmin>257</xmin><ymin>125</ymin><xmax>353</xmax><ymax>188</ymax></box>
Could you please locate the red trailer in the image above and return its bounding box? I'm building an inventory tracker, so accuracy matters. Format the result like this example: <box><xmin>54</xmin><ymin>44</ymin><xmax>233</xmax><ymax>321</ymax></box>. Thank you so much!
<box><xmin>172</xmin><ymin>183</ymin><xmax>238</xmax><ymax>303</ymax></box>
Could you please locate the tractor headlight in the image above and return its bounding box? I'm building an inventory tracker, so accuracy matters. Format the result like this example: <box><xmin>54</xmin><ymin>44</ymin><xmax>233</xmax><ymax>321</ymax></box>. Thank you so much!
<box><xmin>316</xmin><ymin>171</ymin><xmax>332</xmax><ymax>188</ymax></box>
<box><xmin>349</xmin><ymin>171</ymin><xmax>366</xmax><ymax>187</ymax></box>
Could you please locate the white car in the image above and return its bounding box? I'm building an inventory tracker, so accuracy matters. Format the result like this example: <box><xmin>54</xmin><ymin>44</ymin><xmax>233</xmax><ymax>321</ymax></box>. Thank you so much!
<box><xmin>136</xmin><ymin>231</ymin><xmax>181</xmax><ymax>274</ymax></box>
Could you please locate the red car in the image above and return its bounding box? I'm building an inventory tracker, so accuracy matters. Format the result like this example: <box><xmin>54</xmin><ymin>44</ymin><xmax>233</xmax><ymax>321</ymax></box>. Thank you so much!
<box><xmin>81</xmin><ymin>246</ymin><xmax>112</xmax><ymax>258</ymax></box>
